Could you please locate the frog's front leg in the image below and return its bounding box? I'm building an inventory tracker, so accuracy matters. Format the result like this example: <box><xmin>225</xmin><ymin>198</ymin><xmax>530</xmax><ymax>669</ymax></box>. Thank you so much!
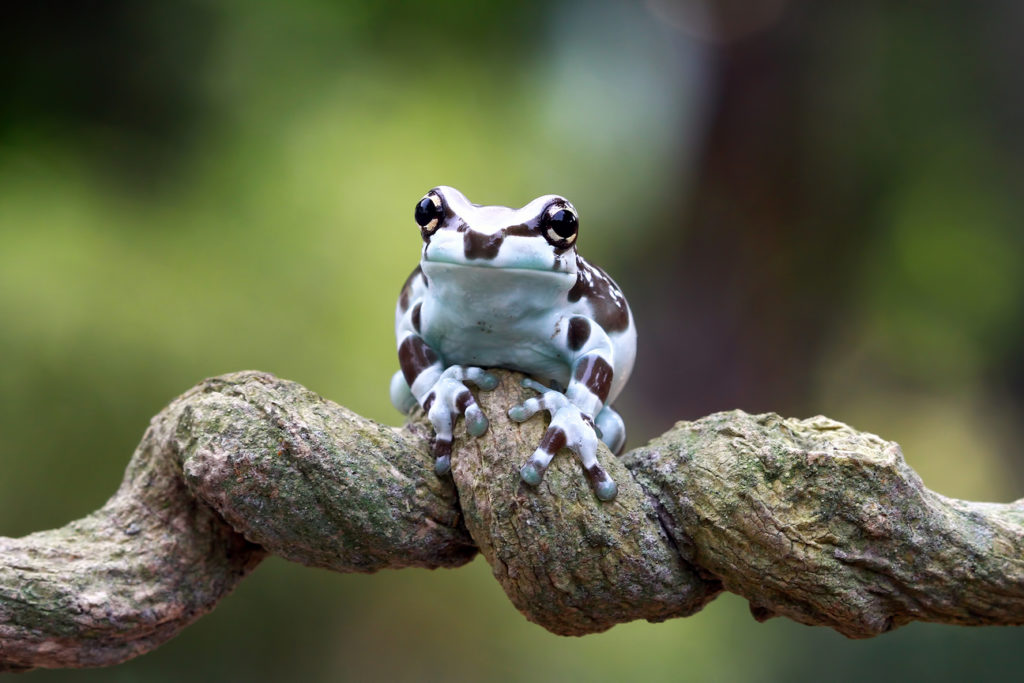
<box><xmin>396</xmin><ymin>332</ymin><xmax>497</xmax><ymax>475</ymax></box>
<box><xmin>509</xmin><ymin>325</ymin><xmax>620</xmax><ymax>500</ymax></box>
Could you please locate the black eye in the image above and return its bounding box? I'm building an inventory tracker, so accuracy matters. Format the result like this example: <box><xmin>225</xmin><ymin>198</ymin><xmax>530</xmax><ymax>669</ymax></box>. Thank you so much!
<box><xmin>540</xmin><ymin>203</ymin><xmax>579</xmax><ymax>248</ymax></box>
<box><xmin>414</xmin><ymin>192</ymin><xmax>444</xmax><ymax>234</ymax></box>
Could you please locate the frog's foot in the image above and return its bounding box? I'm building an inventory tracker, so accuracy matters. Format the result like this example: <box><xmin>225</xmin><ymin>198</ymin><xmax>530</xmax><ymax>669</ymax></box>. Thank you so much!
<box><xmin>509</xmin><ymin>379</ymin><xmax>617</xmax><ymax>501</ymax></box>
<box><xmin>423</xmin><ymin>366</ymin><xmax>498</xmax><ymax>475</ymax></box>
<box><xmin>595</xmin><ymin>405</ymin><xmax>626</xmax><ymax>455</ymax></box>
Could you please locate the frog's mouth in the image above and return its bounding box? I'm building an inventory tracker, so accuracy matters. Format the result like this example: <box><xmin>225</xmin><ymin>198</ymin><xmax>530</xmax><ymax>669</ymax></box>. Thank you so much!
<box><xmin>423</xmin><ymin>257</ymin><xmax>575</xmax><ymax>278</ymax></box>
<box><xmin>422</xmin><ymin>260</ymin><xmax>576</xmax><ymax>295</ymax></box>
<box><xmin>423</xmin><ymin>228</ymin><xmax>577</xmax><ymax>275</ymax></box>
<box><xmin>424</xmin><ymin>256</ymin><xmax>572</xmax><ymax>273</ymax></box>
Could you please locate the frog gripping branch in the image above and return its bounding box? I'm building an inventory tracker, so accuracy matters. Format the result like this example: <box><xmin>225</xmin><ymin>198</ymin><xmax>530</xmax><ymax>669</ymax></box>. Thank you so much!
<box><xmin>8</xmin><ymin>199</ymin><xmax>1024</xmax><ymax>672</ymax></box>
<box><xmin>389</xmin><ymin>187</ymin><xmax>636</xmax><ymax>500</ymax></box>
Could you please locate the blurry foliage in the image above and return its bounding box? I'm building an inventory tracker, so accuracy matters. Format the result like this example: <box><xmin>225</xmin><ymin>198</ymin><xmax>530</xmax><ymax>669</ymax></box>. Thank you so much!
<box><xmin>2</xmin><ymin>0</ymin><xmax>1024</xmax><ymax>681</ymax></box>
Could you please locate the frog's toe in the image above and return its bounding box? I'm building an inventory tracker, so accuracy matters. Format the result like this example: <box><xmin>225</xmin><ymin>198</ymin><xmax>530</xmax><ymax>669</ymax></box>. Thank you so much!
<box><xmin>434</xmin><ymin>454</ymin><xmax>452</xmax><ymax>476</ymax></box>
<box><xmin>444</xmin><ymin>365</ymin><xmax>497</xmax><ymax>392</ymax></box>
<box><xmin>465</xmin><ymin>405</ymin><xmax>489</xmax><ymax>437</ymax></box>
<box><xmin>449</xmin><ymin>388</ymin><xmax>489</xmax><ymax>437</ymax></box>
<box><xmin>507</xmin><ymin>400</ymin><xmax>537</xmax><ymax>423</ymax></box>
<box><xmin>458</xmin><ymin>366</ymin><xmax>498</xmax><ymax>391</ymax></box>
<box><xmin>474</xmin><ymin>371</ymin><xmax>499</xmax><ymax>391</ymax></box>
<box><xmin>432</xmin><ymin>437</ymin><xmax>453</xmax><ymax>476</ymax></box>
<box><xmin>519</xmin><ymin>377</ymin><xmax>552</xmax><ymax>393</ymax></box>
<box><xmin>595</xmin><ymin>479</ymin><xmax>617</xmax><ymax>501</ymax></box>
<box><xmin>520</xmin><ymin>446</ymin><xmax>555</xmax><ymax>486</ymax></box>
<box><xmin>510</xmin><ymin>388</ymin><xmax>571</xmax><ymax>424</ymax></box>
<box><xmin>587</xmin><ymin>464</ymin><xmax>618</xmax><ymax>501</ymax></box>
<box><xmin>520</xmin><ymin>460</ymin><xmax>544</xmax><ymax>487</ymax></box>
<box><xmin>520</xmin><ymin>425</ymin><xmax>566</xmax><ymax>486</ymax></box>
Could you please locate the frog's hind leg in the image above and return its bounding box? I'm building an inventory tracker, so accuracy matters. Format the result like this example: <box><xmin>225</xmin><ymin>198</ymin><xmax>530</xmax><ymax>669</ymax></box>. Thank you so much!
<box><xmin>595</xmin><ymin>405</ymin><xmax>626</xmax><ymax>455</ymax></box>
<box><xmin>389</xmin><ymin>370</ymin><xmax>417</xmax><ymax>415</ymax></box>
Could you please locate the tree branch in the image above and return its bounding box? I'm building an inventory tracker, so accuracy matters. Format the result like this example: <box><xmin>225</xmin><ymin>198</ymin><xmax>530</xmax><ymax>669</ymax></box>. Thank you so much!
<box><xmin>0</xmin><ymin>372</ymin><xmax>474</xmax><ymax>672</ymax></box>
<box><xmin>2</xmin><ymin>370</ymin><xmax>1023</xmax><ymax>671</ymax></box>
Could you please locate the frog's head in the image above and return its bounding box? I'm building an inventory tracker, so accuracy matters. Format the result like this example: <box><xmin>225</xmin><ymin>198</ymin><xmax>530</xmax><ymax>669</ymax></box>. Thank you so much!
<box><xmin>413</xmin><ymin>186</ymin><xmax>580</xmax><ymax>279</ymax></box>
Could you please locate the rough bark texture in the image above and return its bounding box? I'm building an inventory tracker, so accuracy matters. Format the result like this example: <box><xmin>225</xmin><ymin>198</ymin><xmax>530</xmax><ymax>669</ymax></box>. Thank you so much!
<box><xmin>625</xmin><ymin>411</ymin><xmax>1024</xmax><ymax>637</ymax></box>
<box><xmin>0</xmin><ymin>383</ymin><xmax>263</xmax><ymax>672</ymax></box>
<box><xmin>0</xmin><ymin>372</ymin><xmax>475</xmax><ymax>672</ymax></box>
<box><xmin>2</xmin><ymin>369</ymin><xmax>1024</xmax><ymax>671</ymax></box>
<box><xmin>176</xmin><ymin>374</ymin><xmax>475</xmax><ymax>572</ymax></box>
<box><xmin>452</xmin><ymin>373</ymin><xmax>721</xmax><ymax>635</ymax></box>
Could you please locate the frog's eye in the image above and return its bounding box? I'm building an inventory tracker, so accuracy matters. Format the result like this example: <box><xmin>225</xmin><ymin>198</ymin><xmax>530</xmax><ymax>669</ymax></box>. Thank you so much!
<box><xmin>540</xmin><ymin>203</ymin><xmax>579</xmax><ymax>249</ymax></box>
<box><xmin>414</xmin><ymin>191</ymin><xmax>445</xmax><ymax>235</ymax></box>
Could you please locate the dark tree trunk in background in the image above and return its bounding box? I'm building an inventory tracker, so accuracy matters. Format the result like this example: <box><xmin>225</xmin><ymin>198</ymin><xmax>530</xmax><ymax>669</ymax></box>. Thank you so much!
<box><xmin>634</xmin><ymin>4</ymin><xmax>875</xmax><ymax>423</ymax></box>
<box><xmin>633</xmin><ymin>1</ymin><xmax>1024</xmax><ymax>484</ymax></box>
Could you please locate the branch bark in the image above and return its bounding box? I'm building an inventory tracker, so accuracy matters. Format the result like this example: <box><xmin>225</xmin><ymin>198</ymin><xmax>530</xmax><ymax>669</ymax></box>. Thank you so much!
<box><xmin>2</xmin><ymin>370</ymin><xmax>1023</xmax><ymax>671</ymax></box>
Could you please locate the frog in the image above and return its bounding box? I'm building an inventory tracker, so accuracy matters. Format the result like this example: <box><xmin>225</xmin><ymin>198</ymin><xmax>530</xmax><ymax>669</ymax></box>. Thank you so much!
<box><xmin>390</xmin><ymin>186</ymin><xmax>636</xmax><ymax>501</ymax></box>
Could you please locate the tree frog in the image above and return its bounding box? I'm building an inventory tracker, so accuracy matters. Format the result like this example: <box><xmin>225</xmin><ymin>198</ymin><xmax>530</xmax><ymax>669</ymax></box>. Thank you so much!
<box><xmin>390</xmin><ymin>187</ymin><xmax>636</xmax><ymax>501</ymax></box>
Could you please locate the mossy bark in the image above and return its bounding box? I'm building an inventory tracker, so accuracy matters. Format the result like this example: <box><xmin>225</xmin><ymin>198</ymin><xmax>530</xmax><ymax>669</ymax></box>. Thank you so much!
<box><xmin>2</xmin><ymin>370</ymin><xmax>1024</xmax><ymax>671</ymax></box>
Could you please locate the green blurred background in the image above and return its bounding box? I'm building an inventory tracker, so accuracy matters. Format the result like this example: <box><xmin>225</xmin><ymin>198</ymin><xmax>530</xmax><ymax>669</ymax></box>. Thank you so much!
<box><xmin>3</xmin><ymin>1</ymin><xmax>1024</xmax><ymax>680</ymax></box>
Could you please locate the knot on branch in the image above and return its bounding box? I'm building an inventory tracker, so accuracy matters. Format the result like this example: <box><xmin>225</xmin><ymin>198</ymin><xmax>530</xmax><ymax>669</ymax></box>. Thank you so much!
<box><xmin>175</xmin><ymin>374</ymin><xmax>476</xmax><ymax>572</ymax></box>
<box><xmin>451</xmin><ymin>372</ymin><xmax>720</xmax><ymax>634</ymax></box>
<box><xmin>3</xmin><ymin>370</ymin><xmax>1024</xmax><ymax>672</ymax></box>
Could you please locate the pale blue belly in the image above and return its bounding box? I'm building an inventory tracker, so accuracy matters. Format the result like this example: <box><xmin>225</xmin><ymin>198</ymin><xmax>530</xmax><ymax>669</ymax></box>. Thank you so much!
<box><xmin>423</xmin><ymin>306</ymin><xmax>571</xmax><ymax>386</ymax></box>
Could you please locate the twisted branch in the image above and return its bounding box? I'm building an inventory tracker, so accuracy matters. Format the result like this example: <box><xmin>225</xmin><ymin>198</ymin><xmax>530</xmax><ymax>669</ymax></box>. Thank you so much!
<box><xmin>2</xmin><ymin>370</ymin><xmax>1023</xmax><ymax>671</ymax></box>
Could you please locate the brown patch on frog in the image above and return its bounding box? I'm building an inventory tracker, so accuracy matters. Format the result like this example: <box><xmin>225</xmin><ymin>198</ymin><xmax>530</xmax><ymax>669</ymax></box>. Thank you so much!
<box><xmin>573</xmin><ymin>355</ymin><xmax>613</xmax><ymax>403</ymax></box>
<box><xmin>433</xmin><ymin>437</ymin><xmax>452</xmax><ymax>458</ymax></box>
<box><xmin>422</xmin><ymin>391</ymin><xmax>436</xmax><ymax>414</ymax></box>
<box><xmin>567</xmin><ymin>316</ymin><xmax>591</xmax><ymax>351</ymax></box>
<box><xmin>586</xmin><ymin>462</ymin><xmax>612</xmax><ymax>486</ymax></box>
<box><xmin>538</xmin><ymin>426</ymin><xmax>568</xmax><ymax>455</ymax></box>
<box><xmin>567</xmin><ymin>257</ymin><xmax>630</xmax><ymax>332</ymax></box>
<box><xmin>503</xmin><ymin>223</ymin><xmax>536</xmax><ymax>237</ymax></box>
<box><xmin>398</xmin><ymin>265</ymin><xmax>423</xmax><ymax>312</ymax></box>
<box><xmin>399</xmin><ymin>335</ymin><xmax>439</xmax><ymax>386</ymax></box>
<box><xmin>455</xmin><ymin>390</ymin><xmax>473</xmax><ymax>413</ymax></box>
<box><xmin>464</xmin><ymin>229</ymin><xmax>504</xmax><ymax>260</ymax></box>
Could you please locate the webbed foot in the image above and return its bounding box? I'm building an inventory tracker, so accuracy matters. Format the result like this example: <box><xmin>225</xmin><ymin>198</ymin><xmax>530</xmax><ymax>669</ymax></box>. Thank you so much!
<box><xmin>509</xmin><ymin>379</ymin><xmax>617</xmax><ymax>501</ymax></box>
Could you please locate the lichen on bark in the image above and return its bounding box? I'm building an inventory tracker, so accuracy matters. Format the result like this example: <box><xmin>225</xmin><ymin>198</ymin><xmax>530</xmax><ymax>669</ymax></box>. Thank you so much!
<box><xmin>625</xmin><ymin>411</ymin><xmax>1024</xmax><ymax>637</ymax></box>
<box><xmin>3</xmin><ymin>369</ymin><xmax>1024</xmax><ymax>672</ymax></box>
